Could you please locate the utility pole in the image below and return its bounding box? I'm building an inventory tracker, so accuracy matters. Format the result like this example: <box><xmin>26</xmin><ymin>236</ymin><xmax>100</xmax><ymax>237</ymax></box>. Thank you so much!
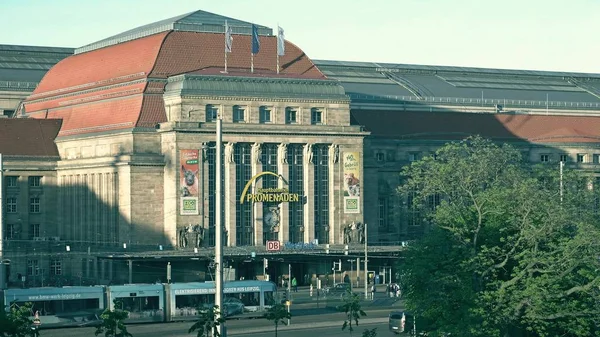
<box><xmin>364</xmin><ymin>223</ymin><xmax>368</xmax><ymax>300</ymax></box>
<box><xmin>560</xmin><ymin>161</ymin><xmax>564</xmax><ymax>203</ymax></box>
<box><xmin>0</xmin><ymin>153</ymin><xmax>5</xmax><ymax>290</ymax></box>
<box><xmin>215</xmin><ymin>116</ymin><xmax>224</xmax><ymax>335</ymax></box>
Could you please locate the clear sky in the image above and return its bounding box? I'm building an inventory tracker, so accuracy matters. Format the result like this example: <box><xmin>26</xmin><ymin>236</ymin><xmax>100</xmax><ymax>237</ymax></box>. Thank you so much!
<box><xmin>2</xmin><ymin>0</ymin><xmax>599</xmax><ymax>73</ymax></box>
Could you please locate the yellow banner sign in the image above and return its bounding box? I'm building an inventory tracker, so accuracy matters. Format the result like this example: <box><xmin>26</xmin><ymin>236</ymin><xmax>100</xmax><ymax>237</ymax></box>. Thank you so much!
<box><xmin>239</xmin><ymin>171</ymin><xmax>301</xmax><ymax>204</ymax></box>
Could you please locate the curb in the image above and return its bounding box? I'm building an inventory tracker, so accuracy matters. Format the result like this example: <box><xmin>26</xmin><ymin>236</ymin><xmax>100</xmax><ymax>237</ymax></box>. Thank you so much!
<box><xmin>227</xmin><ymin>317</ymin><xmax>388</xmax><ymax>335</ymax></box>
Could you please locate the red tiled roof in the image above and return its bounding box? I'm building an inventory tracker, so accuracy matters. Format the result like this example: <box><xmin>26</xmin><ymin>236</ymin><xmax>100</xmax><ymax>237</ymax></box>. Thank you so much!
<box><xmin>30</xmin><ymin>32</ymin><xmax>169</xmax><ymax>98</ymax></box>
<box><xmin>150</xmin><ymin>32</ymin><xmax>325</xmax><ymax>79</ymax></box>
<box><xmin>352</xmin><ymin>110</ymin><xmax>600</xmax><ymax>143</ymax></box>
<box><xmin>25</xmin><ymin>31</ymin><xmax>325</xmax><ymax>137</ymax></box>
<box><xmin>36</xmin><ymin>96</ymin><xmax>144</xmax><ymax>137</ymax></box>
<box><xmin>0</xmin><ymin>119</ymin><xmax>61</xmax><ymax>156</ymax></box>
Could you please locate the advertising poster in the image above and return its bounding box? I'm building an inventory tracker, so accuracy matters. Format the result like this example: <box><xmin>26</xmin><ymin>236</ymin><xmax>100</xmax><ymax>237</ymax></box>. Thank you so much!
<box><xmin>180</xmin><ymin>149</ymin><xmax>199</xmax><ymax>215</ymax></box>
<box><xmin>343</xmin><ymin>151</ymin><xmax>361</xmax><ymax>214</ymax></box>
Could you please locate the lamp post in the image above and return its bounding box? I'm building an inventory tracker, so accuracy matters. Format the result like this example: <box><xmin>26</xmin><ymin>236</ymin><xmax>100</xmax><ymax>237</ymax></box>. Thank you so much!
<box><xmin>215</xmin><ymin>116</ymin><xmax>224</xmax><ymax>335</ymax></box>
<box><xmin>364</xmin><ymin>223</ymin><xmax>368</xmax><ymax>300</ymax></box>
<box><xmin>0</xmin><ymin>153</ymin><xmax>5</xmax><ymax>290</ymax></box>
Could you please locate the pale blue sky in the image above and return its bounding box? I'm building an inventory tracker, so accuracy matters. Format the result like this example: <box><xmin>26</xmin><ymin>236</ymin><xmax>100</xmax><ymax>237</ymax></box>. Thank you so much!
<box><xmin>1</xmin><ymin>0</ymin><xmax>599</xmax><ymax>73</ymax></box>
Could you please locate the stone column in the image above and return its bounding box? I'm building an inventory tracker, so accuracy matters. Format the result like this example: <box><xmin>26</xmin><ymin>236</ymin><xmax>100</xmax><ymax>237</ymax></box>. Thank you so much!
<box><xmin>303</xmin><ymin>143</ymin><xmax>315</xmax><ymax>243</ymax></box>
<box><xmin>251</xmin><ymin>142</ymin><xmax>263</xmax><ymax>246</ymax></box>
<box><xmin>277</xmin><ymin>143</ymin><xmax>289</xmax><ymax>243</ymax></box>
<box><xmin>224</xmin><ymin>142</ymin><xmax>236</xmax><ymax>247</ymax></box>
<box><xmin>328</xmin><ymin>144</ymin><xmax>340</xmax><ymax>244</ymax></box>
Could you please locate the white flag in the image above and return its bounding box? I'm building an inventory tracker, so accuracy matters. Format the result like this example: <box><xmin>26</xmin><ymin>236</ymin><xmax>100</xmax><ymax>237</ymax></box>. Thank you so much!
<box><xmin>225</xmin><ymin>20</ymin><xmax>233</xmax><ymax>53</ymax></box>
<box><xmin>277</xmin><ymin>26</ymin><xmax>285</xmax><ymax>56</ymax></box>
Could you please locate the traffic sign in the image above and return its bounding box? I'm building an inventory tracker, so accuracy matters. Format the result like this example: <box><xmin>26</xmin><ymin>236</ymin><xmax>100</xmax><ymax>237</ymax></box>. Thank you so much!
<box><xmin>266</xmin><ymin>241</ymin><xmax>281</xmax><ymax>251</ymax></box>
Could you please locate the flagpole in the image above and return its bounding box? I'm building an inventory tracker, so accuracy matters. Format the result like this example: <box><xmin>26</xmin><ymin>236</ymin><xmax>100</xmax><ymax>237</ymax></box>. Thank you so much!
<box><xmin>224</xmin><ymin>47</ymin><xmax>228</xmax><ymax>74</ymax></box>
<box><xmin>276</xmin><ymin>23</ymin><xmax>280</xmax><ymax>74</ymax></box>
<box><xmin>251</xmin><ymin>53</ymin><xmax>254</xmax><ymax>73</ymax></box>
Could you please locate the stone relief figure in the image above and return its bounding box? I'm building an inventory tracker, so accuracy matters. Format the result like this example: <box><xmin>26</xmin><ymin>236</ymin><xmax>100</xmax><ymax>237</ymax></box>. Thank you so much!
<box><xmin>178</xmin><ymin>226</ymin><xmax>188</xmax><ymax>248</ymax></box>
<box><xmin>357</xmin><ymin>222</ymin><xmax>365</xmax><ymax>244</ymax></box>
<box><xmin>303</xmin><ymin>143</ymin><xmax>313</xmax><ymax>164</ymax></box>
<box><xmin>178</xmin><ymin>224</ymin><xmax>205</xmax><ymax>248</ymax></box>
<box><xmin>343</xmin><ymin>224</ymin><xmax>352</xmax><ymax>244</ymax></box>
<box><xmin>225</xmin><ymin>142</ymin><xmax>235</xmax><ymax>163</ymax></box>
<box><xmin>251</xmin><ymin>142</ymin><xmax>262</xmax><ymax>164</ymax></box>
<box><xmin>201</xmin><ymin>142</ymin><xmax>208</xmax><ymax>162</ymax></box>
<box><xmin>329</xmin><ymin>144</ymin><xmax>339</xmax><ymax>164</ymax></box>
<box><xmin>278</xmin><ymin>143</ymin><xmax>288</xmax><ymax>164</ymax></box>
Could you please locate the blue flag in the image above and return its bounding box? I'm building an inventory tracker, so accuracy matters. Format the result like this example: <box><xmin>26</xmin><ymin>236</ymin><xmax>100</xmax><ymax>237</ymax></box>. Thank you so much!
<box><xmin>251</xmin><ymin>24</ymin><xmax>260</xmax><ymax>54</ymax></box>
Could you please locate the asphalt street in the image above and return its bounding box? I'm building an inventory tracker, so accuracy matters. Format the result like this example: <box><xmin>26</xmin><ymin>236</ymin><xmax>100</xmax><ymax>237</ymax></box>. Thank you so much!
<box><xmin>40</xmin><ymin>307</ymin><xmax>394</xmax><ymax>337</ymax></box>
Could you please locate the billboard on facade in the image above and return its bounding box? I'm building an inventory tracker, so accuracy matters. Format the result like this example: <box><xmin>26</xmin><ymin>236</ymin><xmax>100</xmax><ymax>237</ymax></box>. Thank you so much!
<box><xmin>180</xmin><ymin>149</ymin><xmax>199</xmax><ymax>215</ymax></box>
<box><xmin>343</xmin><ymin>151</ymin><xmax>361</xmax><ymax>214</ymax></box>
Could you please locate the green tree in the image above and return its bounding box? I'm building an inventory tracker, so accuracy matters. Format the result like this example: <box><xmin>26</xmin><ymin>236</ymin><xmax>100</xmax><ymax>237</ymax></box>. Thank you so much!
<box><xmin>0</xmin><ymin>302</ymin><xmax>38</xmax><ymax>337</ymax></box>
<box><xmin>264</xmin><ymin>303</ymin><xmax>291</xmax><ymax>337</ymax></box>
<box><xmin>399</xmin><ymin>136</ymin><xmax>600</xmax><ymax>337</ymax></box>
<box><xmin>95</xmin><ymin>300</ymin><xmax>133</xmax><ymax>337</ymax></box>
<box><xmin>188</xmin><ymin>305</ymin><xmax>225</xmax><ymax>337</ymax></box>
<box><xmin>338</xmin><ymin>289</ymin><xmax>366</xmax><ymax>337</ymax></box>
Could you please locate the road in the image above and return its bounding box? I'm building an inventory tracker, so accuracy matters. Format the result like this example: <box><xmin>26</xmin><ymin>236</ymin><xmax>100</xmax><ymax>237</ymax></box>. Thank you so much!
<box><xmin>40</xmin><ymin>308</ymin><xmax>394</xmax><ymax>337</ymax></box>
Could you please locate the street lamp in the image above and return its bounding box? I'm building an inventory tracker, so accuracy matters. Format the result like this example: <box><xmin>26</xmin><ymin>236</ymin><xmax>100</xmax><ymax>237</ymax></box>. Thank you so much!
<box><xmin>0</xmin><ymin>153</ymin><xmax>5</xmax><ymax>290</ymax></box>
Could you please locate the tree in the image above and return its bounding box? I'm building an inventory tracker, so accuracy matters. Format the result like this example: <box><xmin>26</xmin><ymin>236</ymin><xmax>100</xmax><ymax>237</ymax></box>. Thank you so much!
<box><xmin>264</xmin><ymin>303</ymin><xmax>291</xmax><ymax>337</ymax></box>
<box><xmin>338</xmin><ymin>289</ymin><xmax>366</xmax><ymax>336</ymax></box>
<box><xmin>399</xmin><ymin>136</ymin><xmax>600</xmax><ymax>337</ymax></box>
<box><xmin>361</xmin><ymin>328</ymin><xmax>377</xmax><ymax>337</ymax></box>
<box><xmin>95</xmin><ymin>300</ymin><xmax>133</xmax><ymax>337</ymax></box>
<box><xmin>0</xmin><ymin>302</ymin><xmax>38</xmax><ymax>337</ymax></box>
<box><xmin>188</xmin><ymin>305</ymin><xmax>225</xmax><ymax>337</ymax></box>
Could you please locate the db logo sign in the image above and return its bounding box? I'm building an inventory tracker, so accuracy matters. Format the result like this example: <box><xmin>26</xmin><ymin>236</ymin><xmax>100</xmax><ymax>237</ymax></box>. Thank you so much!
<box><xmin>266</xmin><ymin>241</ymin><xmax>281</xmax><ymax>251</ymax></box>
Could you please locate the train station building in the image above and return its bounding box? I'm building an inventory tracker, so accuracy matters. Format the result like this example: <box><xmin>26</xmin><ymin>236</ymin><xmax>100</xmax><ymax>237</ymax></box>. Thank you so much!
<box><xmin>1</xmin><ymin>10</ymin><xmax>600</xmax><ymax>287</ymax></box>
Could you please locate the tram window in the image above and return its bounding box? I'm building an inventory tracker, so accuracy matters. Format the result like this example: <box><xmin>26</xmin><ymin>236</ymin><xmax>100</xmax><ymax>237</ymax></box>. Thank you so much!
<box><xmin>118</xmin><ymin>296</ymin><xmax>159</xmax><ymax>313</ymax></box>
<box><xmin>175</xmin><ymin>294</ymin><xmax>215</xmax><ymax>309</ymax></box>
<box><xmin>228</xmin><ymin>292</ymin><xmax>260</xmax><ymax>306</ymax></box>
<box><xmin>264</xmin><ymin>291</ymin><xmax>275</xmax><ymax>306</ymax></box>
<box><xmin>18</xmin><ymin>298</ymin><xmax>100</xmax><ymax>316</ymax></box>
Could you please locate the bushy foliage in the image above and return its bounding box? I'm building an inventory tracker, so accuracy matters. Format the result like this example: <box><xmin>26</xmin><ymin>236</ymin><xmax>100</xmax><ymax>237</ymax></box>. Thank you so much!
<box><xmin>399</xmin><ymin>136</ymin><xmax>600</xmax><ymax>337</ymax></box>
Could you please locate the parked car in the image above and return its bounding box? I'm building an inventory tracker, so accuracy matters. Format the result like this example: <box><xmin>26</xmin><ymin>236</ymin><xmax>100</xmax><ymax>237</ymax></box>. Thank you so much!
<box><xmin>389</xmin><ymin>311</ymin><xmax>408</xmax><ymax>334</ymax></box>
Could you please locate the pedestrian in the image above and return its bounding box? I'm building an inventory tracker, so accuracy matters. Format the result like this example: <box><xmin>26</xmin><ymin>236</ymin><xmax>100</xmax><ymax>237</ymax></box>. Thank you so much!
<box><xmin>292</xmin><ymin>277</ymin><xmax>298</xmax><ymax>292</ymax></box>
<box><xmin>370</xmin><ymin>284</ymin><xmax>376</xmax><ymax>300</ymax></box>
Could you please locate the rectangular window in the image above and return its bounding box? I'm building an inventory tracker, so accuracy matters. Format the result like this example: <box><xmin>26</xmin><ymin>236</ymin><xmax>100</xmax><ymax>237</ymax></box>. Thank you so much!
<box><xmin>285</xmin><ymin>107</ymin><xmax>297</xmax><ymax>124</ymax></box>
<box><xmin>376</xmin><ymin>152</ymin><xmax>385</xmax><ymax>162</ymax></box>
<box><xmin>28</xmin><ymin>176</ymin><xmax>41</xmax><ymax>187</ymax></box>
<box><xmin>540</xmin><ymin>154</ymin><xmax>549</xmax><ymax>162</ymax></box>
<box><xmin>233</xmin><ymin>105</ymin><xmax>245</xmax><ymax>123</ymax></box>
<box><xmin>408</xmin><ymin>153</ymin><xmax>419</xmax><ymax>162</ymax></box>
<box><xmin>206</xmin><ymin>104</ymin><xmax>218</xmax><ymax>122</ymax></box>
<box><xmin>6</xmin><ymin>176</ymin><xmax>18</xmax><ymax>187</ymax></box>
<box><xmin>27</xmin><ymin>259</ymin><xmax>39</xmax><ymax>276</ymax></box>
<box><xmin>577</xmin><ymin>154</ymin><xmax>586</xmax><ymax>163</ymax></box>
<box><xmin>259</xmin><ymin>106</ymin><xmax>272</xmax><ymax>123</ymax></box>
<box><xmin>310</xmin><ymin>108</ymin><xmax>323</xmax><ymax>125</ymax></box>
<box><xmin>29</xmin><ymin>197</ymin><xmax>40</xmax><ymax>213</ymax></box>
<box><xmin>30</xmin><ymin>223</ymin><xmax>40</xmax><ymax>239</ymax></box>
<box><xmin>7</xmin><ymin>197</ymin><xmax>17</xmax><ymax>213</ymax></box>
<box><xmin>50</xmin><ymin>259</ymin><xmax>62</xmax><ymax>276</ymax></box>
<box><xmin>594</xmin><ymin>154</ymin><xmax>600</xmax><ymax>164</ymax></box>
<box><xmin>560</xmin><ymin>154</ymin><xmax>568</xmax><ymax>162</ymax></box>
<box><xmin>378</xmin><ymin>197</ymin><xmax>388</xmax><ymax>230</ymax></box>
<box><xmin>6</xmin><ymin>224</ymin><xmax>16</xmax><ymax>239</ymax></box>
